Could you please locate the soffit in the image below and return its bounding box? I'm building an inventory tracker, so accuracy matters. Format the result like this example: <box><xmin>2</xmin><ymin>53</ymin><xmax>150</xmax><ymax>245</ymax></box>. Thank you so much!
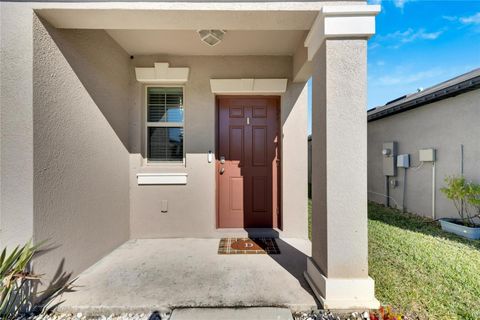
<box><xmin>106</xmin><ymin>30</ymin><xmax>308</xmax><ymax>56</ymax></box>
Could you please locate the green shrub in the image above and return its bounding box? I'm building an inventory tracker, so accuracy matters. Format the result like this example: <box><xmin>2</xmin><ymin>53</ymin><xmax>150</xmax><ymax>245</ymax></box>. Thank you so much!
<box><xmin>466</xmin><ymin>182</ymin><xmax>480</xmax><ymax>219</ymax></box>
<box><xmin>441</xmin><ymin>176</ymin><xmax>480</xmax><ymax>227</ymax></box>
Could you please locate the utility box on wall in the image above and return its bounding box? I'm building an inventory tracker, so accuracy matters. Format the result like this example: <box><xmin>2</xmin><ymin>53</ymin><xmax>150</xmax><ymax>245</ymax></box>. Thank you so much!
<box><xmin>397</xmin><ymin>154</ymin><xmax>410</xmax><ymax>168</ymax></box>
<box><xmin>419</xmin><ymin>148</ymin><xmax>436</xmax><ymax>162</ymax></box>
<box><xmin>382</xmin><ymin>142</ymin><xmax>397</xmax><ymax>176</ymax></box>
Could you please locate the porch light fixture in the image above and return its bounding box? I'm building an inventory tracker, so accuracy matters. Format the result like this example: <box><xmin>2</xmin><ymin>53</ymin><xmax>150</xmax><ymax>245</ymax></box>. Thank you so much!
<box><xmin>197</xmin><ymin>29</ymin><xmax>225</xmax><ymax>46</ymax></box>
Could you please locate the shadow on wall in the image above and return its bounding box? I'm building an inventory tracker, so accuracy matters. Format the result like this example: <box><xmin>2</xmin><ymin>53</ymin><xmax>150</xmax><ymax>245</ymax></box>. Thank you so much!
<box><xmin>32</xmin><ymin>13</ymin><xmax>131</xmax><ymax>287</ymax></box>
<box><xmin>38</xmin><ymin>17</ymin><xmax>132</xmax><ymax>151</ymax></box>
<box><xmin>30</xmin><ymin>257</ymin><xmax>76</xmax><ymax>315</ymax></box>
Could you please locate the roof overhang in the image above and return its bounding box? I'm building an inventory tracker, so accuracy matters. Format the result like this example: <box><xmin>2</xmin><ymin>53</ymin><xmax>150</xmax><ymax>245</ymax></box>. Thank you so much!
<box><xmin>34</xmin><ymin>3</ymin><xmax>381</xmax><ymax>83</ymax></box>
<box><xmin>368</xmin><ymin>73</ymin><xmax>480</xmax><ymax>122</ymax></box>
<box><xmin>35</xmin><ymin>7</ymin><xmax>318</xmax><ymax>30</ymax></box>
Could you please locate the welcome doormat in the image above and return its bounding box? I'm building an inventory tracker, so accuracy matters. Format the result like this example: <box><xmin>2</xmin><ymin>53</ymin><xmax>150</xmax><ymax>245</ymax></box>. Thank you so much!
<box><xmin>218</xmin><ymin>237</ymin><xmax>280</xmax><ymax>254</ymax></box>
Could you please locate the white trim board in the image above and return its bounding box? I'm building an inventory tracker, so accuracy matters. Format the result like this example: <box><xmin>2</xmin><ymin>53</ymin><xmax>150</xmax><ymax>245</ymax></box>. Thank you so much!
<box><xmin>137</xmin><ymin>173</ymin><xmax>188</xmax><ymax>185</ymax></box>
<box><xmin>304</xmin><ymin>4</ymin><xmax>381</xmax><ymax>60</ymax></box>
<box><xmin>210</xmin><ymin>79</ymin><xmax>288</xmax><ymax>94</ymax></box>
<box><xmin>136</xmin><ymin>63</ymin><xmax>190</xmax><ymax>84</ymax></box>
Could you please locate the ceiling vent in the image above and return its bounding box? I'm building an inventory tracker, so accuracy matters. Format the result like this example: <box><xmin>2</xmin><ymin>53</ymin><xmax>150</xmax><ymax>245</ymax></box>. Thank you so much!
<box><xmin>197</xmin><ymin>30</ymin><xmax>226</xmax><ymax>46</ymax></box>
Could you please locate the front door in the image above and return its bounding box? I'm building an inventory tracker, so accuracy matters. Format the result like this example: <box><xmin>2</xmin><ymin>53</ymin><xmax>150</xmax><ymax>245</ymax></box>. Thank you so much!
<box><xmin>217</xmin><ymin>96</ymin><xmax>280</xmax><ymax>228</ymax></box>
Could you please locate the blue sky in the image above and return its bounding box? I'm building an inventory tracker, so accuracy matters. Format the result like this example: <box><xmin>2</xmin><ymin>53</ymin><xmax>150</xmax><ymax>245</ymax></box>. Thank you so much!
<box><xmin>308</xmin><ymin>0</ymin><xmax>480</xmax><ymax>134</ymax></box>
<box><xmin>368</xmin><ymin>0</ymin><xmax>480</xmax><ymax>108</ymax></box>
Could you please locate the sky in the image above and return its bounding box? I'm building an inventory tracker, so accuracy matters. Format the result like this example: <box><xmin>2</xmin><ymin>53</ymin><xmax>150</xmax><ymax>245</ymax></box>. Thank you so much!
<box><xmin>308</xmin><ymin>0</ymin><xmax>480</xmax><ymax>134</ymax></box>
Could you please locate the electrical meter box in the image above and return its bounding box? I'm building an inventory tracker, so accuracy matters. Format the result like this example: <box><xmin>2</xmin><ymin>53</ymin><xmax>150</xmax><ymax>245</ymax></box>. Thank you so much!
<box><xmin>419</xmin><ymin>148</ymin><xmax>436</xmax><ymax>162</ymax></box>
<box><xmin>382</xmin><ymin>142</ymin><xmax>397</xmax><ymax>176</ymax></box>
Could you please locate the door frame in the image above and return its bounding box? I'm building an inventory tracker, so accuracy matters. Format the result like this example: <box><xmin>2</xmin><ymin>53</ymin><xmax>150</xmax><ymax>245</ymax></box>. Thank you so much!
<box><xmin>215</xmin><ymin>95</ymin><xmax>282</xmax><ymax>229</ymax></box>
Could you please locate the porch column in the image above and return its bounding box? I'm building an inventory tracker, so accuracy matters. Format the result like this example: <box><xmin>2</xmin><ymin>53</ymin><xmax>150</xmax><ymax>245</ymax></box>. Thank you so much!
<box><xmin>304</xmin><ymin>5</ymin><xmax>380</xmax><ymax>310</ymax></box>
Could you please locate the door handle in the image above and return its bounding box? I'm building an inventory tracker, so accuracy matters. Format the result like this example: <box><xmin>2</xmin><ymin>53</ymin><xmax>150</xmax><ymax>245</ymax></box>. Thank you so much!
<box><xmin>219</xmin><ymin>167</ymin><xmax>225</xmax><ymax>174</ymax></box>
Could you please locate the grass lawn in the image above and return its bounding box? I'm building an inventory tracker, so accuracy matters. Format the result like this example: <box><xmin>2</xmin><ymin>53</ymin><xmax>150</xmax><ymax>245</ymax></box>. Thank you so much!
<box><xmin>308</xmin><ymin>200</ymin><xmax>480</xmax><ymax>320</ymax></box>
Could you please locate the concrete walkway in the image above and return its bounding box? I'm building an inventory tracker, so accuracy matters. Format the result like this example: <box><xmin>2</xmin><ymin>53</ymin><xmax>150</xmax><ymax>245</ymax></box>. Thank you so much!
<box><xmin>58</xmin><ymin>238</ymin><xmax>317</xmax><ymax>315</ymax></box>
<box><xmin>170</xmin><ymin>308</ymin><xmax>293</xmax><ymax>320</ymax></box>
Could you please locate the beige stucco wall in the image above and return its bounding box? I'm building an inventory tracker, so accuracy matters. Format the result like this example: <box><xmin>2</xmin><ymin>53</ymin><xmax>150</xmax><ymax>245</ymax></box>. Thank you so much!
<box><xmin>31</xmin><ymin>18</ymin><xmax>131</xmax><ymax>279</ymax></box>
<box><xmin>368</xmin><ymin>89</ymin><xmax>480</xmax><ymax>219</ymax></box>
<box><xmin>0</xmin><ymin>3</ymin><xmax>35</xmax><ymax>249</ymax></box>
<box><xmin>308</xmin><ymin>138</ymin><xmax>312</xmax><ymax>184</ymax></box>
<box><xmin>129</xmin><ymin>56</ymin><xmax>309</xmax><ymax>239</ymax></box>
<box><xmin>1</xmin><ymin>2</ymin><xmax>308</xmax><ymax>282</ymax></box>
<box><xmin>281</xmin><ymin>82</ymin><xmax>309</xmax><ymax>237</ymax></box>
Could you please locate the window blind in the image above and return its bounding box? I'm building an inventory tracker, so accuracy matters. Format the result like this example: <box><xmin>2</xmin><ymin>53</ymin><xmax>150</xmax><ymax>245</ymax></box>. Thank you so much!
<box><xmin>147</xmin><ymin>87</ymin><xmax>184</xmax><ymax>123</ymax></box>
<box><xmin>147</xmin><ymin>87</ymin><xmax>184</xmax><ymax>162</ymax></box>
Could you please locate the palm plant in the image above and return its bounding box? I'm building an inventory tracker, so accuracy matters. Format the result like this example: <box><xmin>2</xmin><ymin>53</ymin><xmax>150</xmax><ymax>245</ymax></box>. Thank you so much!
<box><xmin>0</xmin><ymin>241</ymin><xmax>41</xmax><ymax>319</ymax></box>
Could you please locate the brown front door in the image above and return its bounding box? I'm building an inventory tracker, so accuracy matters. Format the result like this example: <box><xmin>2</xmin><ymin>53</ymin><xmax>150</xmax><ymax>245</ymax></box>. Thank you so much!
<box><xmin>217</xmin><ymin>96</ymin><xmax>280</xmax><ymax>228</ymax></box>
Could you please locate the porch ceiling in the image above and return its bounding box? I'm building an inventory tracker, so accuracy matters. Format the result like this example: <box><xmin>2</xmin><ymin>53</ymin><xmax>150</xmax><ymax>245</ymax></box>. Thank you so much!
<box><xmin>106</xmin><ymin>30</ymin><xmax>308</xmax><ymax>56</ymax></box>
<box><xmin>37</xmin><ymin>8</ymin><xmax>316</xmax><ymax>56</ymax></box>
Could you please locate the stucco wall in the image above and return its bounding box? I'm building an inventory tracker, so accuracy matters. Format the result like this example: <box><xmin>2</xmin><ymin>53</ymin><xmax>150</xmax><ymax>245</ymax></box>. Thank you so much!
<box><xmin>1</xmin><ymin>2</ymin><xmax>309</xmax><ymax>266</ymax></box>
<box><xmin>308</xmin><ymin>138</ymin><xmax>312</xmax><ymax>185</ymax></box>
<box><xmin>0</xmin><ymin>2</ymin><xmax>35</xmax><ymax>249</ymax></box>
<box><xmin>129</xmin><ymin>55</ymin><xmax>308</xmax><ymax>238</ymax></box>
<box><xmin>281</xmin><ymin>82</ymin><xmax>309</xmax><ymax>237</ymax></box>
<box><xmin>368</xmin><ymin>89</ymin><xmax>480</xmax><ymax>219</ymax></box>
<box><xmin>31</xmin><ymin>18</ymin><xmax>131</xmax><ymax>278</ymax></box>
<box><xmin>310</xmin><ymin>39</ymin><xmax>369</xmax><ymax>278</ymax></box>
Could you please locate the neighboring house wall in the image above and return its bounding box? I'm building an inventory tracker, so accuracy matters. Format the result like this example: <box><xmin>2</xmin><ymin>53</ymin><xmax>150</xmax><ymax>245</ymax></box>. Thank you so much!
<box><xmin>129</xmin><ymin>55</ymin><xmax>308</xmax><ymax>238</ymax></box>
<box><xmin>31</xmin><ymin>18</ymin><xmax>131</xmax><ymax>278</ymax></box>
<box><xmin>368</xmin><ymin>89</ymin><xmax>480</xmax><ymax>219</ymax></box>
<box><xmin>308</xmin><ymin>137</ymin><xmax>312</xmax><ymax>184</ymax></box>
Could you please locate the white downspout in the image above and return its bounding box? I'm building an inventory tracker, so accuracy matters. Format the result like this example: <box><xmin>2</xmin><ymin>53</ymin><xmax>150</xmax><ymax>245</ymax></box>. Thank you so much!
<box><xmin>432</xmin><ymin>161</ymin><xmax>436</xmax><ymax>220</ymax></box>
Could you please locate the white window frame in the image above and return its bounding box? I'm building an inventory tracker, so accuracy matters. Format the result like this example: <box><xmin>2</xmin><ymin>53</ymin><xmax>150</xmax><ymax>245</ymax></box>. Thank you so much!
<box><xmin>144</xmin><ymin>85</ymin><xmax>186</xmax><ymax>166</ymax></box>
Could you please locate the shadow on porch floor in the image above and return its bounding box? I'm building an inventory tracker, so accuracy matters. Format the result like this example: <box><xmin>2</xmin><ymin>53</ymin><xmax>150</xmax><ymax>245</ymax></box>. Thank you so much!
<box><xmin>56</xmin><ymin>238</ymin><xmax>318</xmax><ymax>315</ymax></box>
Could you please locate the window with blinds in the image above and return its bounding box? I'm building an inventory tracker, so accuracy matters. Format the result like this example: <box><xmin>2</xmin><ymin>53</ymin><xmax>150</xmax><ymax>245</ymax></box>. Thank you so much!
<box><xmin>146</xmin><ymin>87</ymin><xmax>184</xmax><ymax>162</ymax></box>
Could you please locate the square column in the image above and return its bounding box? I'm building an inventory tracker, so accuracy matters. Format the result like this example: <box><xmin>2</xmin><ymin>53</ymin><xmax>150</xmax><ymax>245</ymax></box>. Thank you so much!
<box><xmin>305</xmin><ymin>38</ymin><xmax>379</xmax><ymax>310</ymax></box>
<box><xmin>303</xmin><ymin>5</ymin><xmax>381</xmax><ymax>310</ymax></box>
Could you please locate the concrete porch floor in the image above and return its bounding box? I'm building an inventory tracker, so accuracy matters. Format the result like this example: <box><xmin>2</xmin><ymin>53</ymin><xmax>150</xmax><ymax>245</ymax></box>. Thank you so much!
<box><xmin>57</xmin><ymin>238</ymin><xmax>318</xmax><ymax>315</ymax></box>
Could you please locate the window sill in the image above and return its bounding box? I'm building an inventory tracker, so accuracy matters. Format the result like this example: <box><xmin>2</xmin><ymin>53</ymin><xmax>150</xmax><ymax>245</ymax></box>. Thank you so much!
<box><xmin>142</xmin><ymin>159</ymin><xmax>186</xmax><ymax>169</ymax></box>
<box><xmin>144</xmin><ymin>162</ymin><xmax>185</xmax><ymax>167</ymax></box>
<box><xmin>137</xmin><ymin>173</ymin><xmax>187</xmax><ymax>185</ymax></box>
